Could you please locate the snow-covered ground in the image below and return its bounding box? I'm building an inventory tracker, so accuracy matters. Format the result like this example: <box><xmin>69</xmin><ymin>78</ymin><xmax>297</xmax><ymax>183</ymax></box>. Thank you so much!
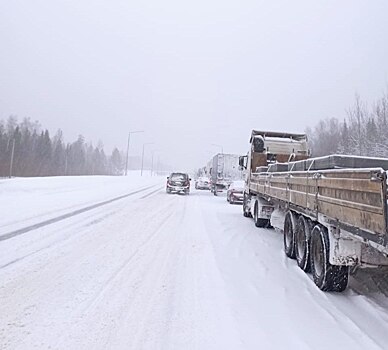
<box><xmin>1</xmin><ymin>175</ymin><xmax>388</xmax><ymax>349</ymax></box>
<box><xmin>0</xmin><ymin>173</ymin><xmax>159</xmax><ymax>235</ymax></box>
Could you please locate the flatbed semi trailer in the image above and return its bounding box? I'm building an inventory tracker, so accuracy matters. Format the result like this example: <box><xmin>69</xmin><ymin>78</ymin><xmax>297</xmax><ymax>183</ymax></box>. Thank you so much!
<box><xmin>241</xmin><ymin>130</ymin><xmax>388</xmax><ymax>292</ymax></box>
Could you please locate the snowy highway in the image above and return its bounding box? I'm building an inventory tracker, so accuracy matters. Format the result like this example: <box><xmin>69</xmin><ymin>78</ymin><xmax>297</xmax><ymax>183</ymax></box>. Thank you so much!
<box><xmin>1</xmin><ymin>176</ymin><xmax>388</xmax><ymax>349</ymax></box>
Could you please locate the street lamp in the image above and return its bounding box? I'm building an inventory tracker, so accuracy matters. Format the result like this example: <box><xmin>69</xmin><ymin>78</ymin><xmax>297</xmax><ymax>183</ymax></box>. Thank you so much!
<box><xmin>150</xmin><ymin>150</ymin><xmax>155</xmax><ymax>176</ymax></box>
<box><xmin>141</xmin><ymin>142</ymin><xmax>154</xmax><ymax>176</ymax></box>
<box><xmin>125</xmin><ymin>130</ymin><xmax>144</xmax><ymax>176</ymax></box>
<box><xmin>150</xmin><ymin>150</ymin><xmax>164</xmax><ymax>176</ymax></box>
<box><xmin>156</xmin><ymin>155</ymin><xmax>161</xmax><ymax>176</ymax></box>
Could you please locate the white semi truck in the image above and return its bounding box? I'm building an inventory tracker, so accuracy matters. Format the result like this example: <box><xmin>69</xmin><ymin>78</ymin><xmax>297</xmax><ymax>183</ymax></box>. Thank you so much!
<box><xmin>210</xmin><ymin>153</ymin><xmax>242</xmax><ymax>195</ymax></box>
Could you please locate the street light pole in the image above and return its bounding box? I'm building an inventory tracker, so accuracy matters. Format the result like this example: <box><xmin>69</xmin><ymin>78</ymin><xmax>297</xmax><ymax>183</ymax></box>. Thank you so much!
<box><xmin>141</xmin><ymin>142</ymin><xmax>154</xmax><ymax>176</ymax></box>
<box><xmin>150</xmin><ymin>151</ymin><xmax>155</xmax><ymax>176</ymax></box>
<box><xmin>125</xmin><ymin>130</ymin><xmax>144</xmax><ymax>176</ymax></box>
<box><xmin>156</xmin><ymin>155</ymin><xmax>160</xmax><ymax>176</ymax></box>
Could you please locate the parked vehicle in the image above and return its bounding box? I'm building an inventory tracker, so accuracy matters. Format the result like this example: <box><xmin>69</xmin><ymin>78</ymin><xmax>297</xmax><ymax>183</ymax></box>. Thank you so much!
<box><xmin>195</xmin><ymin>176</ymin><xmax>211</xmax><ymax>190</ymax></box>
<box><xmin>210</xmin><ymin>153</ymin><xmax>242</xmax><ymax>195</ymax></box>
<box><xmin>166</xmin><ymin>173</ymin><xmax>191</xmax><ymax>195</ymax></box>
<box><xmin>226</xmin><ymin>180</ymin><xmax>245</xmax><ymax>204</ymax></box>
<box><xmin>241</xmin><ymin>129</ymin><xmax>388</xmax><ymax>292</ymax></box>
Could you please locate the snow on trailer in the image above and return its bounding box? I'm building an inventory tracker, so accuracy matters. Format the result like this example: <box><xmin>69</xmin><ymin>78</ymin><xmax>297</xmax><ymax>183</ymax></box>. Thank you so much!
<box><xmin>242</xmin><ymin>129</ymin><xmax>388</xmax><ymax>292</ymax></box>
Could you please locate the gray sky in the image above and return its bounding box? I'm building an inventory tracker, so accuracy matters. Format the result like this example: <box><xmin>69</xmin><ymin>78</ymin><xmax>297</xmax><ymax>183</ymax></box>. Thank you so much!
<box><xmin>1</xmin><ymin>0</ymin><xmax>387</xmax><ymax>170</ymax></box>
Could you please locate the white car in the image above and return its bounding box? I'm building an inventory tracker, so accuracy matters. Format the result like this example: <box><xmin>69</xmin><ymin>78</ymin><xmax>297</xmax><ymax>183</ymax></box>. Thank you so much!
<box><xmin>195</xmin><ymin>177</ymin><xmax>211</xmax><ymax>190</ymax></box>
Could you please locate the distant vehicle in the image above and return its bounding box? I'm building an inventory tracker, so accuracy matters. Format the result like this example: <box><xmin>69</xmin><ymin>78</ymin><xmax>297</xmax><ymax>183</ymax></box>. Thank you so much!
<box><xmin>210</xmin><ymin>153</ymin><xmax>242</xmax><ymax>195</ymax></box>
<box><xmin>166</xmin><ymin>173</ymin><xmax>191</xmax><ymax>195</ymax></box>
<box><xmin>195</xmin><ymin>176</ymin><xmax>211</xmax><ymax>190</ymax></box>
<box><xmin>226</xmin><ymin>180</ymin><xmax>245</xmax><ymax>204</ymax></box>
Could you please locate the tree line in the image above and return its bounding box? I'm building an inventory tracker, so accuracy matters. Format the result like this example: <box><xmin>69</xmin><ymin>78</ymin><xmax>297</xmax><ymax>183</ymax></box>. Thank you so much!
<box><xmin>0</xmin><ymin>116</ymin><xmax>124</xmax><ymax>177</ymax></box>
<box><xmin>307</xmin><ymin>91</ymin><xmax>388</xmax><ymax>158</ymax></box>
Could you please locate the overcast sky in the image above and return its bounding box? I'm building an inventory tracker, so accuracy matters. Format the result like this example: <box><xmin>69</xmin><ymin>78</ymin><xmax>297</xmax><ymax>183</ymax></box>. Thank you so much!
<box><xmin>1</xmin><ymin>0</ymin><xmax>387</xmax><ymax>170</ymax></box>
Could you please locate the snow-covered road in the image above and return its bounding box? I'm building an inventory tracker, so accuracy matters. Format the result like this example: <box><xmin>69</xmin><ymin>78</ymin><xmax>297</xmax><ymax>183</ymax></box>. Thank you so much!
<box><xmin>1</xmin><ymin>176</ymin><xmax>388</xmax><ymax>349</ymax></box>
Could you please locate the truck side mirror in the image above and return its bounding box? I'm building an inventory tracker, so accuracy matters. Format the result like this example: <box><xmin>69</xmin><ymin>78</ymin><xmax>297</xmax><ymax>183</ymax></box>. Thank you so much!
<box><xmin>239</xmin><ymin>155</ymin><xmax>247</xmax><ymax>170</ymax></box>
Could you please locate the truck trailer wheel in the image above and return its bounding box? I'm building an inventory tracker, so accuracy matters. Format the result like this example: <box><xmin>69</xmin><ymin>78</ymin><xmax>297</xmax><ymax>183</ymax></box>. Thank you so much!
<box><xmin>254</xmin><ymin>203</ymin><xmax>269</xmax><ymax>228</ymax></box>
<box><xmin>310</xmin><ymin>225</ymin><xmax>349</xmax><ymax>292</ymax></box>
<box><xmin>243</xmin><ymin>194</ymin><xmax>251</xmax><ymax>217</ymax></box>
<box><xmin>283</xmin><ymin>212</ymin><xmax>296</xmax><ymax>259</ymax></box>
<box><xmin>295</xmin><ymin>216</ymin><xmax>311</xmax><ymax>272</ymax></box>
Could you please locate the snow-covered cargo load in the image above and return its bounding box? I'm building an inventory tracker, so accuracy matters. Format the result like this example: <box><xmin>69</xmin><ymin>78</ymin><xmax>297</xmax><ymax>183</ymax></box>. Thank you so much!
<box><xmin>242</xmin><ymin>129</ymin><xmax>388</xmax><ymax>292</ymax></box>
<box><xmin>288</xmin><ymin>154</ymin><xmax>388</xmax><ymax>172</ymax></box>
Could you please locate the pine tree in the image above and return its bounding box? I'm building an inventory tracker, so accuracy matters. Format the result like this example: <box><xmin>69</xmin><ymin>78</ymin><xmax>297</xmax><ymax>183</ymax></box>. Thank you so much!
<box><xmin>110</xmin><ymin>148</ymin><xmax>123</xmax><ymax>175</ymax></box>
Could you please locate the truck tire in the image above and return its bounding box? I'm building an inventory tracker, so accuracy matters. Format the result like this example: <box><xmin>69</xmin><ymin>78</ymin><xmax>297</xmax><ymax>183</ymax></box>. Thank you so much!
<box><xmin>283</xmin><ymin>212</ymin><xmax>296</xmax><ymax>259</ymax></box>
<box><xmin>310</xmin><ymin>225</ymin><xmax>349</xmax><ymax>292</ymax></box>
<box><xmin>243</xmin><ymin>194</ymin><xmax>251</xmax><ymax>217</ymax></box>
<box><xmin>254</xmin><ymin>202</ymin><xmax>269</xmax><ymax>228</ymax></box>
<box><xmin>295</xmin><ymin>216</ymin><xmax>311</xmax><ymax>272</ymax></box>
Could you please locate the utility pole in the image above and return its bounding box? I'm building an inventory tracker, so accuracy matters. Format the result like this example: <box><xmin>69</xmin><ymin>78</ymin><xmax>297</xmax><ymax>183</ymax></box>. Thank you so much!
<box><xmin>125</xmin><ymin>130</ymin><xmax>144</xmax><ymax>176</ymax></box>
<box><xmin>150</xmin><ymin>151</ymin><xmax>155</xmax><ymax>176</ymax></box>
<box><xmin>9</xmin><ymin>139</ymin><xmax>15</xmax><ymax>178</ymax></box>
<box><xmin>141</xmin><ymin>142</ymin><xmax>154</xmax><ymax>176</ymax></box>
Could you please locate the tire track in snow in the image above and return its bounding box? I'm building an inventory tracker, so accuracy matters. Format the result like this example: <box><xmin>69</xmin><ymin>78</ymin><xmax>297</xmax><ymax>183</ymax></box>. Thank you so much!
<box><xmin>112</xmin><ymin>202</ymin><xmax>186</xmax><ymax>348</ymax></box>
<box><xmin>139</xmin><ymin>186</ymin><xmax>163</xmax><ymax>199</ymax></box>
<box><xmin>79</xmin><ymin>210</ymin><xmax>175</xmax><ymax>316</ymax></box>
<box><xmin>0</xmin><ymin>184</ymin><xmax>157</xmax><ymax>242</ymax></box>
<box><xmin>51</xmin><ymin>194</ymin><xmax>182</xmax><ymax>349</ymax></box>
<box><xmin>0</xmin><ymin>185</ymin><xmax>165</xmax><ymax>270</ymax></box>
<box><xmin>0</xmin><ymin>192</ymin><xmax>178</xmax><ymax>349</ymax></box>
<box><xmin>0</xmin><ymin>210</ymin><xmax>121</xmax><ymax>270</ymax></box>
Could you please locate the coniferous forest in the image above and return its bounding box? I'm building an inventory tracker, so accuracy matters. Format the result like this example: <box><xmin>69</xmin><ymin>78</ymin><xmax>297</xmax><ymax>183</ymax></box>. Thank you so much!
<box><xmin>307</xmin><ymin>91</ymin><xmax>388</xmax><ymax>157</ymax></box>
<box><xmin>0</xmin><ymin>117</ymin><xmax>124</xmax><ymax>177</ymax></box>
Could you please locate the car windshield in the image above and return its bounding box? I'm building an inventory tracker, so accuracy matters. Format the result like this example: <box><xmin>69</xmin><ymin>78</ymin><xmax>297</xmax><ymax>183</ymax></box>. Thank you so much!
<box><xmin>170</xmin><ymin>173</ymin><xmax>187</xmax><ymax>181</ymax></box>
